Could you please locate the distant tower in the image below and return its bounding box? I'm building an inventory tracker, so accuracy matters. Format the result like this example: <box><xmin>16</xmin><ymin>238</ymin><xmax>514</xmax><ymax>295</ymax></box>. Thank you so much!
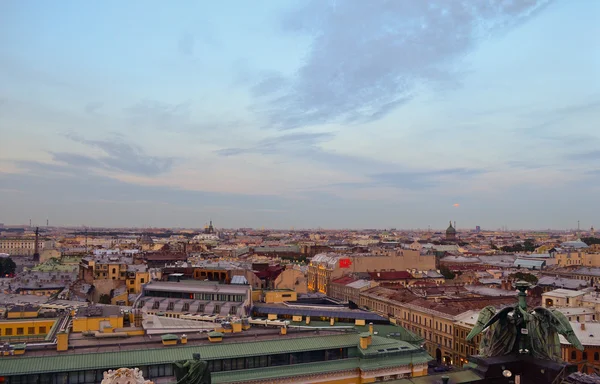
<box><xmin>592</xmin><ymin>226</ymin><xmax>595</xmax><ymax>236</ymax></box>
<box><xmin>204</xmin><ymin>220</ymin><xmax>215</xmax><ymax>235</ymax></box>
<box><xmin>33</xmin><ymin>227</ymin><xmax>40</xmax><ymax>262</ymax></box>
<box><xmin>446</xmin><ymin>221</ymin><xmax>457</xmax><ymax>241</ymax></box>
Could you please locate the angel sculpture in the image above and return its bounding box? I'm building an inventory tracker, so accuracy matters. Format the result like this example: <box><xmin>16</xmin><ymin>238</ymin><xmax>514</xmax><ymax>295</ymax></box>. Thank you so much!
<box><xmin>466</xmin><ymin>281</ymin><xmax>584</xmax><ymax>362</ymax></box>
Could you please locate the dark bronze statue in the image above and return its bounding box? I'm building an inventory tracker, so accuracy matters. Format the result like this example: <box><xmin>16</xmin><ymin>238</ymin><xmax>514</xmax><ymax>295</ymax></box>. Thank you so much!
<box><xmin>173</xmin><ymin>353</ymin><xmax>211</xmax><ymax>384</ymax></box>
<box><xmin>466</xmin><ymin>281</ymin><xmax>584</xmax><ymax>361</ymax></box>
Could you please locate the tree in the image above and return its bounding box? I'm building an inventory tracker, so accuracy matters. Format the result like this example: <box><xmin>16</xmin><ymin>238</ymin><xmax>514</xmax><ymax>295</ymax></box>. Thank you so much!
<box><xmin>582</xmin><ymin>237</ymin><xmax>599</xmax><ymax>245</ymax></box>
<box><xmin>0</xmin><ymin>257</ymin><xmax>16</xmax><ymax>276</ymax></box>
<box><xmin>523</xmin><ymin>239</ymin><xmax>536</xmax><ymax>253</ymax></box>
<box><xmin>440</xmin><ymin>266</ymin><xmax>456</xmax><ymax>280</ymax></box>
<box><xmin>509</xmin><ymin>272</ymin><xmax>538</xmax><ymax>284</ymax></box>
<box><xmin>98</xmin><ymin>294</ymin><xmax>111</xmax><ymax>304</ymax></box>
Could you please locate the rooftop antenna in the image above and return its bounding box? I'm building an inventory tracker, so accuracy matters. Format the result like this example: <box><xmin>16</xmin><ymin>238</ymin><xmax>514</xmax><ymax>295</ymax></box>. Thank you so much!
<box><xmin>85</xmin><ymin>227</ymin><xmax>88</xmax><ymax>254</ymax></box>
<box><xmin>46</xmin><ymin>219</ymin><xmax>49</xmax><ymax>227</ymax></box>
<box><xmin>29</xmin><ymin>219</ymin><xmax>32</xmax><ymax>228</ymax></box>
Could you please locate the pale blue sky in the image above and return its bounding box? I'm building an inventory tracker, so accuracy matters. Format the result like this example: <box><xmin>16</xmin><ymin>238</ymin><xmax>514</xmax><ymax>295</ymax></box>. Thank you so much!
<box><xmin>1</xmin><ymin>0</ymin><xmax>599</xmax><ymax>230</ymax></box>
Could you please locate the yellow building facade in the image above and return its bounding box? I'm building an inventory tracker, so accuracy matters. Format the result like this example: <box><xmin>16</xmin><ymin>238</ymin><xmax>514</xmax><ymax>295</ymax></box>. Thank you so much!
<box><xmin>263</xmin><ymin>290</ymin><xmax>297</xmax><ymax>303</ymax></box>
<box><xmin>72</xmin><ymin>311</ymin><xmax>123</xmax><ymax>332</ymax></box>
<box><xmin>0</xmin><ymin>318</ymin><xmax>56</xmax><ymax>339</ymax></box>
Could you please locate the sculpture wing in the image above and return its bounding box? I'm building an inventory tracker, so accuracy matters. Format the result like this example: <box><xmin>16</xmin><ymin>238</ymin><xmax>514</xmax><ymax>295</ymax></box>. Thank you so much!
<box><xmin>533</xmin><ymin>307</ymin><xmax>584</xmax><ymax>351</ymax></box>
<box><xmin>467</xmin><ymin>306</ymin><xmax>506</xmax><ymax>341</ymax></box>
<box><xmin>481</xmin><ymin>306</ymin><xmax>513</xmax><ymax>329</ymax></box>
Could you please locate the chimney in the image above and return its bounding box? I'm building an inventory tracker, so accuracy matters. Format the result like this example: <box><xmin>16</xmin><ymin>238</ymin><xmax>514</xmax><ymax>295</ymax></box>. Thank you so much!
<box><xmin>441</xmin><ymin>376</ymin><xmax>450</xmax><ymax>384</ymax></box>
<box><xmin>581</xmin><ymin>323</ymin><xmax>586</xmax><ymax>330</ymax></box>
<box><xmin>369</xmin><ymin>322</ymin><xmax>374</xmax><ymax>335</ymax></box>
<box><xmin>33</xmin><ymin>227</ymin><xmax>40</xmax><ymax>262</ymax></box>
<box><xmin>359</xmin><ymin>332</ymin><xmax>372</xmax><ymax>349</ymax></box>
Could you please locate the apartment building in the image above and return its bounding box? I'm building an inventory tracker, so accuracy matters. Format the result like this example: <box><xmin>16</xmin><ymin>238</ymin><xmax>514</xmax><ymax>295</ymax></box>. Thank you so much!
<box><xmin>307</xmin><ymin>249</ymin><xmax>435</xmax><ymax>295</ymax></box>
<box><xmin>0</xmin><ymin>237</ymin><xmax>47</xmax><ymax>256</ymax></box>
<box><xmin>359</xmin><ymin>286</ymin><xmax>526</xmax><ymax>366</ymax></box>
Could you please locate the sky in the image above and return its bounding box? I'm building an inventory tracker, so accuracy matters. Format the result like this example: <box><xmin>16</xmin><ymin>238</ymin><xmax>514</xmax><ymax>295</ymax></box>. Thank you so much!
<box><xmin>0</xmin><ymin>0</ymin><xmax>599</xmax><ymax>230</ymax></box>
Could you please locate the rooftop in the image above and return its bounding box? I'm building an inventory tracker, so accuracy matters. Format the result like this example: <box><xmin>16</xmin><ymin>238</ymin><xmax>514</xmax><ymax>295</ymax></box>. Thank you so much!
<box><xmin>142</xmin><ymin>281</ymin><xmax>250</xmax><ymax>295</ymax></box>
<box><xmin>543</xmin><ymin>288</ymin><xmax>587</xmax><ymax>298</ymax></box>
<box><xmin>560</xmin><ymin>322</ymin><xmax>600</xmax><ymax>346</ymax></box>
<box><xmin>253</xmin><ymin>303</ymin><xmax>386</xmax><ymax>321</ymax></box>
<box><xmin>0</xmin><ymin>332</ymin><xmax>426</xmax><ymax>376</ymax></box>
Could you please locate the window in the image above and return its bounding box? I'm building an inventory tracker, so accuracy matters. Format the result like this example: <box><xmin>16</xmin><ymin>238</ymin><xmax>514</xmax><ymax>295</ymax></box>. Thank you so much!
<box><xmin>583</xmin><ymin>352</ymin><xmax>588</xmax><ymax>360</ymax></box>
<box><xmin>182</xmin><ymin>303</ymin><xmax>190</xmax><ymax>312</ymax></box>
<box><xmin>28</xmin><ymin>327</ymin><xmax>35</xmax><ymax>334</ymax></box>
<box><xmin>112</xmin><ymin>268</ymin><xmax>116</xmax><ymax>274</ymax></box>
<box><xmin>153</xmin><ymin>301</ymin><xmax>160</xmax><ymax>309</ymax></box>
<box><xmin>141</xmin><ymin>278</ymin><xmax>145</xmax><ymax>283</ymax></box>
<box><xmin>571</xmin><ymin>351</ymin><xmax>577</xmax><ymax>360</ymax></box>
<box><xmin>17</xmin><ymin>327</ymin><xmax>24</xmax><ymax>335</ymax></box>
<box><xmin>198</xmin><ymin>304</ymin><xmax>205</xmax><ymax>312</ymax></box>
<box><xmin>230</xmin><ymin>306</ymin><xmax>237</xmax><ymax>315</ymax></box>
<box><xmin>594</xmin><ymin>352</ymin><xmax>599</xmax><ymax>361</ymax></box>
<box><xmin>214</xmin><ymin>304</ymin><xmax>221</xmax><ymax>314</ymax></box>
<box><xmin>6</xmin><ymin>328</ymin><xmax>12</xmax><ymax>335</ymax></box>
<box><xmin>167</xmin><ymin>302</ymin><xmax>174</xmax><ymax>310</ymax></box>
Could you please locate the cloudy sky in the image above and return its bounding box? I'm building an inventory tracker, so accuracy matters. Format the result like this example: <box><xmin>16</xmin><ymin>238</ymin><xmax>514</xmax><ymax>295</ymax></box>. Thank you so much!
<box><xmin>1</xmin><ymin>0</ymin><xmax>599</xmax><ymax>230</ymax></box>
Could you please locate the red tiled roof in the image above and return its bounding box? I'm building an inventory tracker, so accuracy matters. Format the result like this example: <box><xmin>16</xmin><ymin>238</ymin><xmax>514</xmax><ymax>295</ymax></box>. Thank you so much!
<box><xmin>331</xmin><ymin>276</ymin><xmax>357</xmax><ymax>285</ymax></box>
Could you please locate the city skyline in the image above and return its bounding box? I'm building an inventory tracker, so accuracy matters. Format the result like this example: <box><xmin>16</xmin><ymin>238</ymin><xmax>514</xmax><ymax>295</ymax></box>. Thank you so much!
<box><xmin>1</xmin><ymin>0</ymin><xmax>599</xmax><ymax>229</ymax></box>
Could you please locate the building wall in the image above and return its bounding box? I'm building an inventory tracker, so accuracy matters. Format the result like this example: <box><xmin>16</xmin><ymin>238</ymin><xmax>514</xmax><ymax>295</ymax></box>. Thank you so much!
<box><xmin>0</xmin><ymin>238</ymin><xmax>45</xmax><ymax>256</ymax></box>
<box><xmin>264</xmin><ymin>290</ymin><xmax>297</xmax><ymax>303</ymax></box>
<box><xmin>562</xmin><ymin>344</ymin><xmax>600</xmax><ymax>373</ymax></box>
<box><xmin>308</xmin><ymin>250</ymin><xmax>435</xmax><ymax>294</ymax></box>
<box><xmin>39</xmin><ymin>249</ymin><xmax>62</xmax><ymax>263</ymax></box>
<box><xmin>0</xmin><ymin>319</ymin><xmax>56</xmax><ymax>338</ymax></box>
<box><xmin>92</xmin><ymin>279</ymin><xmax>124</xmax><ymax>302</ymax></box>
<box><xmin>7</xmin><ymin>310</ymin><xmax>39</xmax><ymax>319</ymax></box>
<box><xmin>72</xmin><ymin>316</ymin><xmax>123</xmax><ymax>332</ymax></box>
<box><xmin>111</xmin><ymin>290</ymin><xmax>129</xmax><ymax>305</ymax></box>
<box><xmin>453</xmin><ymin>324</ymin><xmax>481</xmax><ymax>367</ymax></box>
<box><xmin>556</xmin><ymin>251</ymin><xmax>600</xmax><ymax>267</ymax></box>
<box><xmin>542</xmin><ymin>293</ymin><xmax>583</xmax><ymax>308</ymax></box>
<box><xmin>274</xmin><ymin>268</ymin><xmax>307</xmax><ymax>294</ymax></box>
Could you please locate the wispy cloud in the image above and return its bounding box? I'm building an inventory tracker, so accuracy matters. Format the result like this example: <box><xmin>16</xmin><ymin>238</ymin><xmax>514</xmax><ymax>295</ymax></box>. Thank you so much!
<box><xmin>48</xmin><ymin>134</ymin><xmax>175</xmax><ymax>176</ymax></box>
<box><xmin>252</xmin><ymin>0</ymin><xmax>552</xmax><ymax>129</ymax></box>
<box><xmin>568</xmin><ymin>150</ymin><xmax>600</xmax><ymax>161</ymax></box>
<box><xmin>216</xmin><ymin>132</ymin><xmax>334</xmax><ymax>156</ymax></box>
<box><xmin>124</xmin><ymin>100</ymin><xmax>191</xmax><ymax>131</ymax></box>
<box><xmin>338</xmin><ymin>168</ymin><xmax>486</xmax><ymax>190</ymax></box>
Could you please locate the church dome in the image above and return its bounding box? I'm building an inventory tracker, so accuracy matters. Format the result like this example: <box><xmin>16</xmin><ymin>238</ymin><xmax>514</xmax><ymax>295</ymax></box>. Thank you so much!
<box><xmin>446</xmin><ymin>221</ymin><xmax>456</xmax><ymax>235</ymax></box>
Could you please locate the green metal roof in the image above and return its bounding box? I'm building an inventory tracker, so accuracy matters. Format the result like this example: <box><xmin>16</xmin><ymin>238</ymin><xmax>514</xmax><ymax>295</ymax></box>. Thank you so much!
<box><xmin>212</xmin><ymin>358</ymin><xmax>360</xmax><ymax>383</ymax></box>
<box><xmin>0</xmin><ymin>333</ymin><xmax>367</xmax><ymax>376</ymax></box>
<box><xmin>161</xmin><ymin>334</ymin><xmax>179</xmax><ymax>341</ymax></box>
<box><xmin>359</xmin><ymin>353</ymin><xmax>431</xmax><ymax>370</ymax></box>
<box><xmin>212</xmin><ymin>351</ymin><xmax>433</xmax><ymax>383</ymax></box>
<box><xmin>208</xmin><ymin>332</ymin><xmax>223</xmax><ymax>337</ymax></box>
